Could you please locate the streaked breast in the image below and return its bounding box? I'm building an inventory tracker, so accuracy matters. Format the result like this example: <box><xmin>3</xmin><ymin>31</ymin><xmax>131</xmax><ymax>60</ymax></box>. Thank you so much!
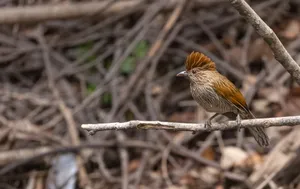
<box><xmin>190</xmin><ymin>83</ymin><xmax>233</xmax><ymax>113</ymax></box>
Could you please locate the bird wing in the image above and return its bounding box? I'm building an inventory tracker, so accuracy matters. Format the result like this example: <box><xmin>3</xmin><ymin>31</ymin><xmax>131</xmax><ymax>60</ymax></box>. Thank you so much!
<box><xmin>212</xmin><ymin>75</ymin><xmax>250</xmax><ymax>115</ymax></box>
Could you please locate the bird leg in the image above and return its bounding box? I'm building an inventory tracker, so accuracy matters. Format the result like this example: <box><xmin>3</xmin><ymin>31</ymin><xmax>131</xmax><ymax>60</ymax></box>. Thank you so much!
<box><xmin>236</xmin><ymin>114</ymin><xmax>242</xmax><ymax>131</ymax></box>
<box><xmin>204</xmin><ymin>113</ymin><xmax>220</xmax><ymax>130</ymax></box>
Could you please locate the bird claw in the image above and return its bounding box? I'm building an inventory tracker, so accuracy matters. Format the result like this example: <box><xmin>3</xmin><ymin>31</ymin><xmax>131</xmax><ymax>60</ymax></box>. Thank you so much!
<box><xmin>204</xmin><ymin>120</ymin><xmax>212</xmax><ymax>131</ymax></box>
<box><xmin>236</xmin><ymin>114</ymin><xmax>242</xmax><ymax>131</ymax></box>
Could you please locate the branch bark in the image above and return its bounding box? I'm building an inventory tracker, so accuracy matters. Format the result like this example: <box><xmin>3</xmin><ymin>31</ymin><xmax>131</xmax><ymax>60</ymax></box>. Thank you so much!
<box><xmin>0</xmin><ymin>0</ymin><xmax>143</xmax><ymax>24</ymax></box>
<box><xmin>228</xmin><ymin>0</ymin><xmax>300</xmax><ymax>85</ymax></box>
<box><xmin>81</xmin><ymin>116</ymin><xmax>300</xmax><ymax>134</ymax></box>
<box><xmin>0</xmin><ymin>0</ymin><xmax>219</xmax><ymax>24</ymax></box>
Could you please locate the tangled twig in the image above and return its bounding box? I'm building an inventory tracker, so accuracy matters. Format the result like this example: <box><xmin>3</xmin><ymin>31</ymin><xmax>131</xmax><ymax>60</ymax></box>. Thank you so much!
<box><xmin>228</xmin><ymin>0</ymin><xmax>300</xmax><ymax>84</ymax></box>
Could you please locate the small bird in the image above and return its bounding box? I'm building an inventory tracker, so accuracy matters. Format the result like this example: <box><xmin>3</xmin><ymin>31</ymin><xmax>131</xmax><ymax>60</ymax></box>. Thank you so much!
<box><xmin>177</xmin><ymin>51</ymin><xmax>269</xmax><ymax>147</ymax></box>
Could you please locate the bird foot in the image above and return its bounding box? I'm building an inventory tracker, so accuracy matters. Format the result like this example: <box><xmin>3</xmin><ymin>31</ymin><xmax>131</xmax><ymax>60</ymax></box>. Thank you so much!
<box><xmin>236</xmin><ymin>114</ymin><xmax>242</xmax><ymax>131</ymax></box>
<box><xmin>204</xmin><ymin>119</ymin><xmax>212</xmax><ymax>131</ymax></box>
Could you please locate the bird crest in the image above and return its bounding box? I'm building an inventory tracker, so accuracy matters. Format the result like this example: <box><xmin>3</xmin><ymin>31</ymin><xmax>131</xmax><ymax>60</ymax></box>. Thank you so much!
<box><xmin>185</xmin><ymin>51</ymin><xmax>216</xmax><ymax>71</ymax></box>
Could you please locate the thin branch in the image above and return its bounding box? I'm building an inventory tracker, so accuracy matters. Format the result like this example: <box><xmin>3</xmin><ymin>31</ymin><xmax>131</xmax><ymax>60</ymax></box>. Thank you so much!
<box><xmin>116</xmin><ymin>132</ymin><xmax>129</xmax><ymax>189</ymax></box>
<box><xmin>228</xmin><ymin>0</ymin><xmax>300</xmax><ymax>85</ymax></box>
<box><xmin>0</xmin><ymin>141</ymin><xmax>159</xmax><ymax>175</ymax></box>
<box><xmin>0</xmin><ymin>0</ymin><xmax>219</xmax><ymax>24</ymax></box>
<box><xmin>37</xmin><ymin>28</ymin><xmax>91</xmax><ymax>188</ymax></box>
<box><xmin>81</xmin><ymin>116</ymin><xmax>300</xmax><ymax>134</ymax></box>
<box><xmin>0</xmin><ymin>1</ymin><xmax>141</xmax><ymax>24</ymax></box>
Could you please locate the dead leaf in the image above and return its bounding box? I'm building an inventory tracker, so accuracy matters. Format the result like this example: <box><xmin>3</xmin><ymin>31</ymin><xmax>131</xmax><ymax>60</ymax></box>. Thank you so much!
<box><xmin>197</xmin><ymin>167</ymin><xmax>220</xmax><ymax>185</ymax></box>
<box><xmin>241</xmin><ymin>74</ymin><xmax>257</xmax><ymax>93</ymax></box>
<box><xmin>281</xmin><ymin>20</ymin><xmax>300</xmax><ymax>39</ymax></box>
<box><xmin>167</xmin><ymin>186</ymin><xmax>187</xmax><ymax>189</ymax></box>
<box><xmin>281</xmin><ymin>86</ymin><xmax>300</xmax><ymax>116</ymax></box>
<box><xmin>128</xmin><ymin>159</ymin><xmax>140</xmax><ymax>172</ymax></box>
<box><xmin>179</xmin><ymin>173</ymin><xmax>196</xmax><ymax>186</ymax></box>
<box><xmin>201</xmin><ymin>147</ymin><xmax>215</xmax><ymax>160</ymax></box>
<box><xmin>173</xmin><ymin>132</ymin><xmax>188</xmax><ymax>144</ymax></box>
<box><xmin>227</xmin><ymin>47</ymin><xmax>242</xmax><ymax>68</ymax></box>
<box><xmin>288</xmin><ymin>86</ymin><xmax>300</xmax><ymax>97</ymax></box>
<box><xmin>220</xmin><ymin>147</ymin><xmax>248</xmax><ymax>169</ymax></box>
<box><xmin>257</xmin><ymin>86</ymin><xmax>288</xmax><ymax>107</ymax></box>
<box><xmin>252</xmin><ymin>99</ymin><xmax>270</xmax><ymax>115</ymax></box>
<box><xmin>248</xmin><ymin>38</ymin><xmax>273</xmax><ymax>62</ymax></box>
<box><xmin>151</xmin><ymin>85</ymin><xmax>163</xmax><ymax>96</ymax></box>
<box><xmin>240</xmin><ymin>152</ymin><xmax>264</xmax><ymax>170</ymax></box>
<box><xmin>215</xmin><ymin>185</ymin><xmax>224</xmax><ymax>189</ymax></box>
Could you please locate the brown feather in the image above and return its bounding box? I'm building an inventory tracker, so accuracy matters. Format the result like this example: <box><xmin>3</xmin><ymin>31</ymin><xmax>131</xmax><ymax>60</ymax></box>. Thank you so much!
<box><xmin>212</xmin><ymin>75</ymin><xmax>249</xmax><ymax>114</ymax></box>
<box><xmin>212</xmin><ymin>75</ymin><xmax>270</xmax><ymax>146</ymax></box>
<box><xmin>185</xmin><ymin>52</ymin><xmax>216</xmax><ymax>71</ymax></box>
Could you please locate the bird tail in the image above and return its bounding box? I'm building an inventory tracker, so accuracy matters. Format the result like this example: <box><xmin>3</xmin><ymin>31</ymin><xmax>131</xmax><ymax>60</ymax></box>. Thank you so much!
<box><xmin>248</xmin><ymin>126</ymin><xmax>269</xmax><ymax>147</ymax></box>
<box><xmin>244</xmin><ymin>111</ymin><xmax>269</xmax><ymax>147</ymax></box>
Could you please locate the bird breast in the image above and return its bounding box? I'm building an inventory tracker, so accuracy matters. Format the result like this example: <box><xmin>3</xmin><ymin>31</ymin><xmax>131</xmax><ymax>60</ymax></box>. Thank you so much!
<box><xmin>190</xmin><ymin>82</ymin><xmax>233</xmax><ymax>113</ymax></box>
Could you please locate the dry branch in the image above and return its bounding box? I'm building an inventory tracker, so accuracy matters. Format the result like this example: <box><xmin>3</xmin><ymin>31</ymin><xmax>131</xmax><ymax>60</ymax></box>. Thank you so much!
<box><xmin>0</xmin><ymin>0</ymin><xmax>143</xmax><ymax>24</ymax></box>
<box><xmin>81</xmin><ymin>116</ymin><xmax>300</xmax><ymax>134</ymax></box>
<box><xmin>228</xmin><ymin>0</ymin><xmax>300</xmax><ymax>84</ymax></box>
<box><xmin>249</xmin><ymin>127</ymin><xmax>300</xmax><ymax>186</ymax></box>
<box><xmin>0</xmin><ymin>147</ymin><xmax>52</xmax><ymax>165</ymax></box>
<box><xmin>0</xmin><ymin>142</ymin><xmax>159</xmax><ymax>175</ymax></box>
<box><xmin>0</xmin><ymin>0</ymin><xmax>219</xmax><ymax>24</ymax></box>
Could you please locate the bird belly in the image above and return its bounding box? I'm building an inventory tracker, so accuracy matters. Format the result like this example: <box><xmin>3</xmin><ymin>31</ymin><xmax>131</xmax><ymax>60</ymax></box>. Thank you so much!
<box><xmin>190</xmin><ymin>84</ymin><xmax>232</xmax><ymax>113</ymax></box>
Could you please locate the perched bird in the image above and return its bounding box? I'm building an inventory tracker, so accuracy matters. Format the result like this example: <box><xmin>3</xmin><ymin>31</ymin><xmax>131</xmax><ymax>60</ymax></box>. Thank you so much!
<box><xmin>177</xmin><ymin>51</ymin><xmax>269</xmax><ymax>147</ymax></box>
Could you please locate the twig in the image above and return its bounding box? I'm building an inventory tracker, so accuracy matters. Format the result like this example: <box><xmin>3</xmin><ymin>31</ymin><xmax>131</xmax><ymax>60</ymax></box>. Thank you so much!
<box><xmin>197</xmin><ymin>20</ymin><xmax>229</xmax><ymax>62</ymax></box>
<box><xmin>0</xmin><ymin>0</ymin><xmax>221</xmax><ymax>24</ymax></box>
<box><xmin>104</xmin><ymin>1</ymin><xmax>166</xmax><ymax>82</ymax></box>
<box><xmin>96</xmin><ymin>150</ymin><xmax>121</xmax><ymax>183</ymax></box>
<box><xmin>145</xmin><ymin>21</ymin><xmax>185</xmax><ymax>119</ymax></box>
<box><xmin>0</xmin><ymin>90</ymin><xmax>54</xmax><ymax>106</ymax></box>
<box><xmin>36</xmin><ymin>27</ymin><xmax>91</xmax><ymax>188</ymax></box>
<box><xmin>173</xmin><ymin>133</ymin><xmax>216</xmax><ymax>180</ymax></box>
<box><xmin>249</xmin><ymin>126</ymin><xmax>300</xmax><ymax>186</ymax></box>
<box><xmin>116</xmin><ymin>132</ymin><xmax>129</xmax><ymax>189</ymax></box>
<box><xmin>0</xmin><ymin>116</ymin><xmax>66</xmax><ymax>145</ymax></box>
<box><xmin>161</xmin><ymin>143</ymin><xmax>173</xmax><ymax>186</ymax></box>
<box><xmin>82</xmin><ymin>116</ymin><xmax>300</xmax><ymax>134</ymax></box>
<box><xmin>0</xmin><ymin>1</ymin><xmax>142</xmax><ymax>24</ymax></box>
<box><xmin>0</xmin><ymin>141</ymin><xmax>159</xmax><ymax>175</ymax></box>
<box><xmin>255</xmin><ymin>172</ymin><xmax>277</xmax><ymax>189</ymax></box>
<box><xmin>173</xmin><ymin>143</ymin><xmax>220</xmax><ymax>169</ymax></box>
<box><xmin>106</xmin><ymin>0</ymin><xmax>186</xmax><ymax>121</ymax></box>
<box><xmin>133</xmin><ymin>150</ymin><xmax>150</xmax><ymax>187</ymax></box>
<box><xmin>240</xmin><ymin>25</ymin><xmax>253</xmax><ymax>70</ymax></box>
<box><xmin>0</xmin><ymin>147</ymin><xmax>52</xmax><ymax>165</ymax></box>
<box><xmin>228</xmin><ymin>0</ymin><xmax>300</xmax><ymax>85</ymax></box>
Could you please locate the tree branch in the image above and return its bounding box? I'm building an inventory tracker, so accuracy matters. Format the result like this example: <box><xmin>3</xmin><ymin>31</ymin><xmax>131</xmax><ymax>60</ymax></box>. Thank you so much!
<box><xmin>228</xmin><ymin>0</ymin><xmax>300</xmax><ymax>85</ymax></box>
<box><xmin>81</xmin><ymin>116</ymin><xmax>300</xmax><ymax>134</ymax></box>
<box><xmin>0</xmin><ymin>0</ymin><xmax>218</xmax><ymax>24</ymax></box>
<box><xmin>0</xmin><ymin>0</ymin><xmax>142</xmax><ymax>24</ymax></box>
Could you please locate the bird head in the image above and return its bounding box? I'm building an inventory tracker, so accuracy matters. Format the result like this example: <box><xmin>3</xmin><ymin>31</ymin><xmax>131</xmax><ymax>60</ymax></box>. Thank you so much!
<box><xmin>177</xmin><ymin>51</ymin><xmax>216</xmax><ymax>81</ymax></box>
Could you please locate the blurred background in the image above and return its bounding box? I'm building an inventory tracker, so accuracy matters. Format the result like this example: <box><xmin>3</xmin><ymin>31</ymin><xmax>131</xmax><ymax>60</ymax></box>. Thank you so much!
<box><xmin>0</xmin><ymin>0</ymin><xmax>300</xmax><ymax>188</ymax></box>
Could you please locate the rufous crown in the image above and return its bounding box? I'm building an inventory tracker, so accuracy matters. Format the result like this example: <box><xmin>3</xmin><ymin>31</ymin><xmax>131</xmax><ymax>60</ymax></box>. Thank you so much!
<box><xmin>185</xmin><ymin>51</ymin><xmax>216</xmax><ymax>71</ymax></box>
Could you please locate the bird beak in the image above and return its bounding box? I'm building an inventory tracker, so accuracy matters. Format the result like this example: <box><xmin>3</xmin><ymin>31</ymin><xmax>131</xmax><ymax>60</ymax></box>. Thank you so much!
<box><xmin>176</xmin><ymin>71</ymin><xmax>187</xmax><ymax>77</ymax></box>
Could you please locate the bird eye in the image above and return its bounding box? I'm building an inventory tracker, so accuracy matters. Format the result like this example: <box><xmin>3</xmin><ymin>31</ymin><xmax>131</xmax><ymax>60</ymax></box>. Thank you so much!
<box><xmin>192</xmin><ymin>69</ymin><xmax>196</xmax><ymax>74</ymax></box>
